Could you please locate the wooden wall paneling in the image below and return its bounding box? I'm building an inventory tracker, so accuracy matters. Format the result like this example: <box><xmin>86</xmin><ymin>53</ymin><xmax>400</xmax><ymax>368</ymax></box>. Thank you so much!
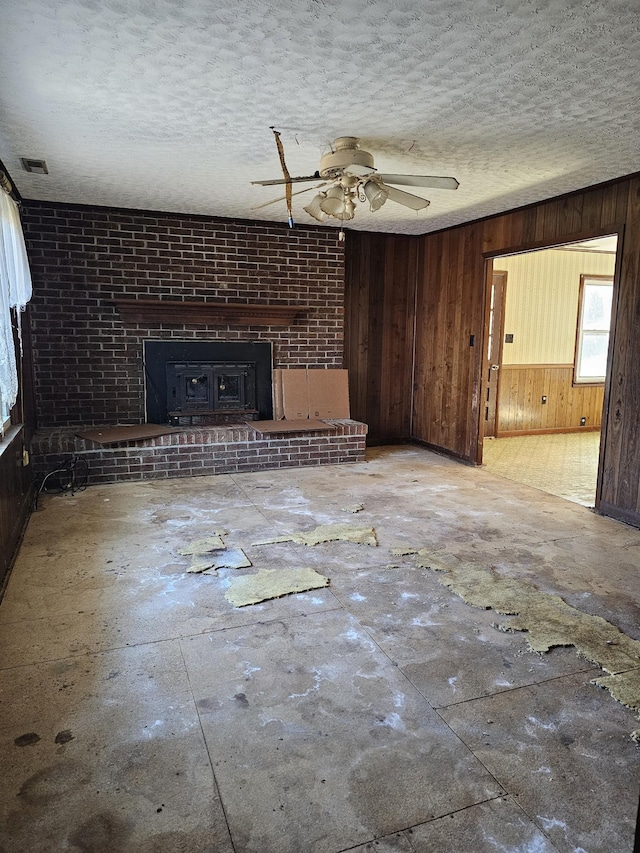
<box><xmin>431</xmin><ymin>232</ymin><xmax>448</xmax><ymax>446</ymax></box>
<box><xmin>534</xmin><ymin>198</ymin><xmax>559</xmax><ymax>244</ymax></box>
<box><xmin>344</xmin><ymin>232</ymin><xmax>371</xmax><ymax>428</ymax></box>
<box><xmin>581</xmin><ymin>186</ymin><xmax>607</xmax><ymax>233</ymax></box>
<box><xmin>497</xmin><ymin>365</ymin><xmax>605</xmax><ymax>434</ymax></box>
<box><xmin>412</xmin><ymin>223</ymin><xmax>485</xmax><ymax>458</ymax></box>
<box><xmin>355</xmin><ymin>235</ymin><xmax>374</xmax><ymax>427</ymax></box>
<box><xmin>604</xmin><ymin>180</ymin><xmax>640</xmax><ymax>512</ymax></box>
<box><xmin>508</xmin><ymin>368</ymin><xmax>520</xmax><ymax>433</ymax></box>
<box><xmin>0</xmin><ymin>428</ymin><xmax>33</xmax><ymax>589</ymax></box>
<box><xmin>381</xmin><ymin>235</ymin><xmax>416</xmax><ymax>440</ymax></box>
<box><xmin>364</xmin><ymin>235</ymin><xmax>385</xmax><ymax>441</ymax></box>
<box><xmin>413</xmin><ymin>235</ymin><xmax>436</xmax><ymax>444</ymax></box>
<box><xmin>412</xmin><ymin>238</ymin><xmax>430</xmax><ymax>442</ymax></box>
<box><xmin>412</xmin><ymin>237</ymin><xmax>430</xmax><ymax>442</ymax></box>
<box><xmin>442</xmin><ymin>230</ymin><xmax>458</xmax><ymax>443</ymax></box>
<box><xmin>344</xmin><ymin>232</ymin><xmax>415</xmax><ymax>443</ymax></box>
<box><xmin>342</xmin><ymin>234</ymin><xmax>358</xmax><ymax>413</ymax></box>
<box><xmin>464</xmin><ymin>225</ymin><xmax>486</xmax><ymax>459</ymax></box>
<box><xmin>560</xmin><ymin>193</ymin><xmax>585</xmax><ymax>236</ymax></box>
<box><xmin>597</xmin><ymin>218</ymin><xmax>628</xmax><ymax>508</ymax></box>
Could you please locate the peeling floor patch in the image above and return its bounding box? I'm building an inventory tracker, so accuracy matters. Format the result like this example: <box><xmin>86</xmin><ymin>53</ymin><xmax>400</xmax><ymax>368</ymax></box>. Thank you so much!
<box><xmin>178</xmin><ymin>534</ymin><xmax>227</xmax><ymax>555</ymax></box>
<box><xmin>341</xmin><ymin>503</ymin><xmax>364</xmax><ymax>513</ymax></box>
<box><xmin>413</xmin><ymin>551</ymin><xmax>640</xmax><ymax>721</ymax></box>
<box><xmin>178</xmin><ymin>532</ymin><xmax>234</xmax><ymax>573</ymax></box>
<box><xmin>592</xmin><ymin>669</ymin><xmax>640</xmax><ymax>715</ymax></box>
<box><xmin>224</xmin><ymin>567</ymin><xmax>330</xmax><ymax>607</ymax></box>
<box><xmin>252</xmin><ymin>523</ymin><xmax>377</xmax><ymax>547</ymax></box>
<box><xmin>187</xmin><ymin>548</ymin><xmax>252</xmax><ymax>574</ymax></box>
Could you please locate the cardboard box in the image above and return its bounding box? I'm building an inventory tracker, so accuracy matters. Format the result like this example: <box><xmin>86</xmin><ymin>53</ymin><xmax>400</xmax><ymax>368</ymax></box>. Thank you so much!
<box><xmin>281</xmin><ymin>369</ymin><xmax>309</xmax><ymax>419</ymax></box>
<box><xmin>272</xmin><ymin>368</ymin><xmax>351</xmax><ymax>420</ymax></box>
<box><xmin>307</xmin><ymin>369</ymin><xmax>350</xmax><ymax>418</ymax></box>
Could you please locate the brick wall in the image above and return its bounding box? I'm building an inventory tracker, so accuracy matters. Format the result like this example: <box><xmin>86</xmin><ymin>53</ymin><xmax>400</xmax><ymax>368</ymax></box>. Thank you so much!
<box><xmin>21</xmin><ymin>203</ymin><xmax>345</xmax><ymax>427</ymax></box>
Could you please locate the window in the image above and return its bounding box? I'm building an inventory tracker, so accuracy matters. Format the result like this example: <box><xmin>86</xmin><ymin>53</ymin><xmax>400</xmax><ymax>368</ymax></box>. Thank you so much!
<box><xmin>574</xmin><ymin>275</ymin><xmax>613</xmax><ymax>384</ymax></box>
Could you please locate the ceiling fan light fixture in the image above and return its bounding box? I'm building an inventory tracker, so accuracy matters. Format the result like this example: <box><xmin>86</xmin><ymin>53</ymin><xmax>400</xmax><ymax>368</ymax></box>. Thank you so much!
<box><xmin>319</xmin><ymin>185</ymin><xmax>347</xmax><ymax>218</ymax></box>
<box><xmin>341</xmin><ymin>193</ymin><xmax>356</xmax><ymax>220</ymax></box>
<box><xmin>303</xmin><ymin>192</ymin><xmax>327</xmax><ymax>222</ymax></box>
<box><xmin>363</xmin><ymin>180</ymin><xmax>388</xmax><ymax>212</ymax></box>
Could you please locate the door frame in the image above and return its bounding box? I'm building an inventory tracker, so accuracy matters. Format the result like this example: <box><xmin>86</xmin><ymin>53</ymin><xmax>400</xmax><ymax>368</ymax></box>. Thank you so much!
<box><xmin>482</xmin><ymin>268</ymin><xmax>507</xmax><ymax>439</ymax></box>
<box><xmin>475</xmin><ymin>227</ymin><xmax>625</xmax><ymax>512</ymax></box>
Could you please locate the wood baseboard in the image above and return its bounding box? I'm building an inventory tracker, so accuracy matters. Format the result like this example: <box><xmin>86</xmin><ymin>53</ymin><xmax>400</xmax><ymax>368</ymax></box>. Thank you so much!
<box><xmin>495</xmin><ymin>426</ymin><xmax>601</xmax><ymax>437</ymax></box>
<box><xmin>597</xmin><ymin>501</ymin><xmax>640</xmax><ymax>529</ymax></box>
<box><xmin>410</xmin><ymin>438</ymin><xmax>475</xmax><ymax>464</ymax></box>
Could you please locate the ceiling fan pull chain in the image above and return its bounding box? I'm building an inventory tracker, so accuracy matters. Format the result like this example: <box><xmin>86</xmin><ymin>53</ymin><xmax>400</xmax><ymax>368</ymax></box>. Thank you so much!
<box><xmin>270</xmin><ymin>127</ymin><xmax>294</xmax><ymax>227</ymax></box>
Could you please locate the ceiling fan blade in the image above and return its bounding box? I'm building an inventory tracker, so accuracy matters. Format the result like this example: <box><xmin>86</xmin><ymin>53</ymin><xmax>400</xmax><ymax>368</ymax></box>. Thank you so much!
<box><xmin>251</xmin><ymin>173</ymin><xmax>321</xmax><ymax>187</ymax></box>
<box><xmin>385</xmin><ymin>185</ymin><xmax>431</xmax><ymax>211</ymax></box>
<box><xmin>377</xmin><ymin>174</ymin><xmax>459</xmax><ymax>190</ymax></box>
<box><xmin>250</xmin><ymin>182</ymin><xmax>330</xmax><ymax>210</ymax></box>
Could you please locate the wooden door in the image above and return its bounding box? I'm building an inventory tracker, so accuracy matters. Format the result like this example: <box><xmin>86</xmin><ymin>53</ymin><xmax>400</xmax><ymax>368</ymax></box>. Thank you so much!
<box><xmin>484</xmin><ymin>271</ymin><xmax>507</xmax><ymax>438</ymax></box>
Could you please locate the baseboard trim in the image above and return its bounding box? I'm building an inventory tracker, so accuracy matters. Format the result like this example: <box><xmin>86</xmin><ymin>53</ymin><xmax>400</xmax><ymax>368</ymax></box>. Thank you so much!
<box><xmin>597</xmin><ymin>501</ymin><xmax>640</xmax><ymax>530</ymax></box>
<box><xmin>410</xmin><ymin>438</ymin><xmax>475</xmax><ymax>465</ymax></box>
<box><xmin>496</xmin><ymin>426</ymin><xmax>601</xmax><ymax>438</ymax></box>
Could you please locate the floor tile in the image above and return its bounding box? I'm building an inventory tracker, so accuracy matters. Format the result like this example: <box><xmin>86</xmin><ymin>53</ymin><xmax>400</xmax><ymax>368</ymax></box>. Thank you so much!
<box><xmin>439</xmin><ymin>671</ymin><xmax>640</xmax><ymax>853</ymax></box>
<box><xmin>0</xmin><ymin>641</ymin><xmax>232</xmax><ymax>852</ymax></box>
<box><xmin>330</xmin><ymin>566</ymin><xmax>598</xmax><ymax>706</ymax></box>
<box><xmin>406</xmin><ymin>796</ymin><xmax>561</xmax><ymax>852</ymax></box>
<box><xmin>184</xmin><ymin>610</ymin><xmax>502</xmax><ymax>852</ymax></box>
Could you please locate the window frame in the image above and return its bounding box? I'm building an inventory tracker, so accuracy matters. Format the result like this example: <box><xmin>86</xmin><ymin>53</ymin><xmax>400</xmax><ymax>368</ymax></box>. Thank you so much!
<box><xmin>573</xmin><ymin>274</ymin><xmax>614</xmax><ymax>386</ymax></box>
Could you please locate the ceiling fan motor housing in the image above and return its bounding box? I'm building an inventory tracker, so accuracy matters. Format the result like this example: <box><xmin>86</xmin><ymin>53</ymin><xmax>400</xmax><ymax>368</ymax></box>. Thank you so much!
<box><xmin>319</xmin><ymin>137</ymin><xmax>374</xmax><ymax>179</ymax></box>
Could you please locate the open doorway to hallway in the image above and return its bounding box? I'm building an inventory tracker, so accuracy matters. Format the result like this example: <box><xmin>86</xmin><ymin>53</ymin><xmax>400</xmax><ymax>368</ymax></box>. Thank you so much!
<box><xmin>480</xmin><ymin>234</ymin><xmax>618</xmax><ymax>508</ymax></box>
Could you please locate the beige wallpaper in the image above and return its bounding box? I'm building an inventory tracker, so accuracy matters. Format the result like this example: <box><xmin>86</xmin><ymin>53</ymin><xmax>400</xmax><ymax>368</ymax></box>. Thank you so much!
<box><xmin>496</xmin><ymin>247</ymin><xmax>616</xmax><ymax>365</ymax></box>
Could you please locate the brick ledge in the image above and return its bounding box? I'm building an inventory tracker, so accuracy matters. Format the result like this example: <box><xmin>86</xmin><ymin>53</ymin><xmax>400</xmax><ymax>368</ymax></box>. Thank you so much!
<box><xmin>31</xmin><ymin>420</ymin><xmax>368</xmax><ymax>485</ymax></box>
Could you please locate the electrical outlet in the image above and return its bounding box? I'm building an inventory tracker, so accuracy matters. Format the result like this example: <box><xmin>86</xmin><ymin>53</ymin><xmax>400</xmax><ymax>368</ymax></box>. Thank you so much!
<box><xmin>541</xmin><ymin>395</ymin><xmax>547</xmax><ymax>404</ymax></box>
<box><xmin>580</xmin><ymin>416</ymin><xmax>587</xmax><ymax>426</ymax></box>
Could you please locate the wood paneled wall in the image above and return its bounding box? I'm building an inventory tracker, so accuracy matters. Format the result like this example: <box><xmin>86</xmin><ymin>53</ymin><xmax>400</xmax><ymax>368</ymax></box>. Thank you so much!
<box><xmin>412</xmin><ymin>224</ymin><xmax>486</xmax><ymax>458</ymax></box>
<box><xmin>344</xmin><ymin>231</ymin><xmax>417</xmax><ymax>443</ymax></box>
<box><xmin>412</xmin><ymin>181</ymin><xmax>631</xmax><ymax>466</ymax></box>
<box><xmin>1</xmin><ymin>311</ymin><xmax>36</xmax><ymax>591</ymax></box>
<box><xmin>0</xmin><ymin>427</ymin><xmax>32</xmax><ymax>590</ymax></box>
<box><xmin>345</xmin><ymin>175</ymin><xmax>640</xmax><ymax>525</ymax></box>
<box><xmin>497</xmin><ymin>366</ymin><xmax>604</xmax><ymax>435</ymax></box>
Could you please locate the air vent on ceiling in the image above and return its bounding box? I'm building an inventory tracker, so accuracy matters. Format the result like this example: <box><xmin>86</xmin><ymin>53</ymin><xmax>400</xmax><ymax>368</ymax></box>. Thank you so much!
<box><xmin>20</xmin><ymin>157</ymin><xmax>48</xmax><ymax>174</ymax></box>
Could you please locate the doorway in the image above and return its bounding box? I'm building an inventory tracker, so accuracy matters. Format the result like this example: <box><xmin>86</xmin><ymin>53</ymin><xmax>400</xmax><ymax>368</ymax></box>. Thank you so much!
<box><xmin>479</xmin><ymin>234</ymin><xmax>619</xmax><ymax>508</ymax></box>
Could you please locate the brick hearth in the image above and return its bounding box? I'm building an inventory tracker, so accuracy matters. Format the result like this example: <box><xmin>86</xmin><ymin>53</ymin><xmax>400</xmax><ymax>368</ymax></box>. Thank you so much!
<box><xmin>31</xmin><ymin>420</ymin><xmax>367</xmax><ymax>486</ymax></box>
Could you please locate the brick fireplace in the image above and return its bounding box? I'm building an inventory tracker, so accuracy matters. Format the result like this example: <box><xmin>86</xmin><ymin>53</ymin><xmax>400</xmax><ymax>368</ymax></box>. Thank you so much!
<box><xmin>22</xmin><ymin>202</ymin><xmax>367</xmax><ymax>483</ymax></box>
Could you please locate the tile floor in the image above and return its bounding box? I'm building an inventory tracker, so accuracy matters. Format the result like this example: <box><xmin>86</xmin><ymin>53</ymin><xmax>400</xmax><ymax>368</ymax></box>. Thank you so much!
<box><xmin>0</xmin><ymin>445</ymin><xmax>638</xmax><ymax>853</ymax></box>
<box><xmin>482</xmin><ymin>432</ymin><xmax>601</xmax><ymax>507</ymax></box>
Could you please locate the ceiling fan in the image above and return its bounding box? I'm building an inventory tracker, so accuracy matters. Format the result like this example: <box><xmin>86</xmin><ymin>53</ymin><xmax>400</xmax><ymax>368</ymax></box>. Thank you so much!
<box><xmin>251</xmin><ymin>136</ymin><xmax>459</xmax><ymax>223</ymax></box>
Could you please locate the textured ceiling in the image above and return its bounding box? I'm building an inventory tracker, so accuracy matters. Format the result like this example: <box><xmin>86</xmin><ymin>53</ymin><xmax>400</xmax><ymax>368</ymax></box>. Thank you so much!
<box><xmin>1</xmin><ymin>0</ymin><xmax>639</xmax><ymax>235</ymax></box>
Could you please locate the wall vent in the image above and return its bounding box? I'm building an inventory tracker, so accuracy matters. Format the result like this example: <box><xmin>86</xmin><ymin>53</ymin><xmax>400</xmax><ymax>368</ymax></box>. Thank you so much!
<box><xmin>20</xmin><ymin>157</ymin><xmax>48</xmax><ymax>174</ymax></box>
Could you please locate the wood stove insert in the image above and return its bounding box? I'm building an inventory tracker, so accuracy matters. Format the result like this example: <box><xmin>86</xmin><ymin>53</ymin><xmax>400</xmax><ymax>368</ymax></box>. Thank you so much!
<box><xmin>144</xmin><ymin>341</ymin><xmax>272</xmax><ymax>425</ymax></box>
